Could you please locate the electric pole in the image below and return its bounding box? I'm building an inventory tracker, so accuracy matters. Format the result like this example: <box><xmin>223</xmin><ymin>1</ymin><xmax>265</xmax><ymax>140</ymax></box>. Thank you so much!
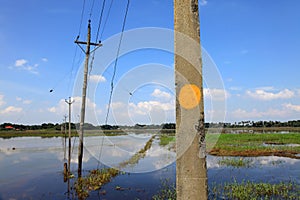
<box><xmin>174</xmin><ymin>0</ymin><xmax>208</xmax><ymax>199</ymax></box>
<box><xmin>65</xmin><ymin>97</ymin><xmax>74</xmax><ymax>176</ymax></box>
<box><xmin>75</xmin><ymin>20</ymin><xmax>102</xmax><ymax>177</ymax></box>
<box><xmin>64</xmin><ymin>114</ymin><xmax>67</xmax><ymax>161</ymax></box>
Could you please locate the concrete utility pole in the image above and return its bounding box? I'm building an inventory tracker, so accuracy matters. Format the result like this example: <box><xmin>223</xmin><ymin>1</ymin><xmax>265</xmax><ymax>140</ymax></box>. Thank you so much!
<box><xmin>174</xmin><ymin>0</ymin><xmax>208</xmax><ymax>199</ymax></box>
<box><xmin>75</xmin><ymin>20</ymin><xmax>102</xmax><ymax>177</ymax></box>
<box><xmin>64</xmin><ymin>115</ymin><xmax>67</xmax><ymax>160</ymax></box>
<box><xmin>65</xmin><ymin>97</ymin><xmax>74</xmax><ymax>176</ymax></box>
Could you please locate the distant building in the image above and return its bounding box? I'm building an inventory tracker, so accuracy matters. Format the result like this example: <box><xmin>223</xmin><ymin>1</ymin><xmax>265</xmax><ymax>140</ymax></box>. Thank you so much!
<box><xmin>5</xmin><ymin>125</ymin><xmax>14</xmax><ymax>130</ymax></box>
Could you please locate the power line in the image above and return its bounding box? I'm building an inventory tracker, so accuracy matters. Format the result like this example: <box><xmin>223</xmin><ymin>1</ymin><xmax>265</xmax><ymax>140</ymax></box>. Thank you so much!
<box><xmin>105</xmin><ymin>0</ymin><xmax>130</xmax><ymax>125</ymax></box>
<box><xmin>96</xmin><ymin>0</ymin><xmax>107</xmax><ymax>39</ymax></box>
<box><xmin>89</xmin><ymin>0</ymin><xmax>96</xmax><ymax>20</ymax></box>
<box><xmin>78</xmin><ymin>0</ymin><xmax>86</xmax><ymax>37</ymax></box>
<box><xmin>97</xmin><ymin>0</ymin><xmax>130</xmax><ymax>167</ymax></box>
<box><xmin>100</xmin><ymin>0</ymin><xmax>114</xmax><ymax>40</ymax></box>
<box><xmin>89</xmin><ymin>0</ymin><xmax>107</xmax><ymax>76</ymax></box>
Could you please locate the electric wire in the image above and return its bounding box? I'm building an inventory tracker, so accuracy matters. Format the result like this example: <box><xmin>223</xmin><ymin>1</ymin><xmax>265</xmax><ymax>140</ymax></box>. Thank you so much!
<box><xmin>67</xmin><ymin>46</ymin><xmax>80</xmax><ymax>96</ymax></box>
<box><xmin>100</xmin><ymin>0</ymin><xmax>114</xmax><ymax>40</ymax></box>
<box><xmin>89</xmin><ymin>0</ymin><xmax>107</xmax><ymax>76</ymax></box>
<box><xmin>78</xmin><ymin>0</ymin><xmax>86</xmax><ymax>37</ymax></box>
<box><xmin>97</xmin><ymin>0</ymin><xmax>130</xmax><ymax>168</ymax></box>
<box><xmin>89</xmin><ymin>0</ymin><xmax>96</xmax><ymax>20</ymax></box>
<box><xmin>104</xmin><ymin>0</ymin><xmax>130</xmax><ymax>125</ymax></box>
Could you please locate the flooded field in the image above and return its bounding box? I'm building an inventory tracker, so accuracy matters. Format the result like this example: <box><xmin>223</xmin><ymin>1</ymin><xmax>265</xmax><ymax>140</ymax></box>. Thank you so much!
<box><xmin>0</xmin><ymin>134</ymin><xmax>299</xmax><ymax>199</ymax></box>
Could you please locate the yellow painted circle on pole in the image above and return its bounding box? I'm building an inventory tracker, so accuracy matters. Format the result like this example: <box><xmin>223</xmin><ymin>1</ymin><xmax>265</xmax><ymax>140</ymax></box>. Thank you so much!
<box><xmin>179</xmin><ymin>84</ymin><xmax>201</xmax><ymax>109</ymax></box>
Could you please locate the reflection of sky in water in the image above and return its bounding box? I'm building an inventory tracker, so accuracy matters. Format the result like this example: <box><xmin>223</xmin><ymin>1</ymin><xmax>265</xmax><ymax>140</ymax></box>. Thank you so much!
<box><xmin>84</xmin><ymin>135</ymin><xmax>176</xmax><ymax>173</ymax></box>
<box><xmin>208</xmin><ymin>155</ymin><xmax>300</xmax><ymax>185</ymax></box>
<box><xmin>0</xmin><ymin>136</ymin><xmax>299</xmax><ymax>199</ymax></box>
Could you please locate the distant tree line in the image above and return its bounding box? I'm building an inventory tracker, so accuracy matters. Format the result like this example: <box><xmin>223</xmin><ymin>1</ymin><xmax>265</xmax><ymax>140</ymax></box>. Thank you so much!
<box><xmin>206</xmin><ymin>120</ymin><xmax>300</xmax><ymax>128</ymax></box>
<box><xmin>1</xmin><ymin>120</ymin><xmax>300</xmax><ymax>131</ymax></box>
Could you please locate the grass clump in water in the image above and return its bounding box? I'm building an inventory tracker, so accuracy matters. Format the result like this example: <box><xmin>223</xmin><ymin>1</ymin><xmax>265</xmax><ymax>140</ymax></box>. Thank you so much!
<box><xmin>211</xmin><ymin>180</ymin><xmax>300</xmax><ymax>200</ymax></box>
<box><xmin>119</xmin><ymin>135</ymin><xmax>156</xmax><ymax>168</ymax></box>
<box><xmin>159</xmin><ymin>134</ymin><xmax>175</xmax><ymax>146</ymax></box>
<box><xmin>75</xmin><ymin>168</ymin><xmax>119</xmax><ymax>199</ymax></box>
<box><xmin>218</xmin><ymin>157</ymin><xmax>253</xmax><ymax>168</ymax></box>
<box><xmin>152</xmin><ymin>179</ymin><xmax>176</xmax><ymax>200</ymax></box>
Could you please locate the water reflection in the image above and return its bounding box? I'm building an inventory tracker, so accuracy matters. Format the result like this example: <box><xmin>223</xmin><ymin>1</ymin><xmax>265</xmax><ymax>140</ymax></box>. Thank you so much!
<box><xmin>84</xmin><ymin>134</ymin><xmax>176</xmax><ymax>173</ymax></box>
<box><xmin>0</xmin><ymin>136</ymin><xmax>299</xmax><ymax>199</ymax></box>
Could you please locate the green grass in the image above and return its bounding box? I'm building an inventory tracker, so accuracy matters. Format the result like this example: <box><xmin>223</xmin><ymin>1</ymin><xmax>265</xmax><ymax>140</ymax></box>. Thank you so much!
<box><xmin>152</xmin><ymin>179</ymin><xmax>176</xmax><ymax>200</ymax></box>
<box><xmin>0</xmin><ymin>129</ymin><xmax>78</xmax><ymax>138</ymax></box>
<box><xmin>0</xmin><ymin>129</ymin><xmax>127</xmax><ymax>138</ymax></box>
<box><xmin>152</xmin><ymin>180</ymin><xmax>300</xmax><ymax>200</ymax></box>
<box><xmin>74</xmin><ymin>135</ymin><xmax>156</xmax><ymax>199</ymax></box>
<box><xmin>75</xmin><ymin>168</ymin><xmax>120</xmax><ymax>199</ymax></box>
<box><xmin>211</xmin><ymin>180</ymin><xmax>300</xmax><ymax>200</ymax></box>
<box><xmin>218</xmin><ymin>157</ymin><xmax>253</xmax><ymax>168</ymax></box>
<box><xmin>209</xmin><ymin>133</ymin><xmax>300</xmax><ymax>157</ymax></box>
<box><xmin>118</xmin><ymin>135</ymin><xmax>156</xmax><ymax>168</ymax></box>
<box><xmin>2</xmin><ymin>129</ymin><xmax>300</xmax><ymax>158</ymax></box>
<box><xmin>159</xmin><ymin>134</ymin><xmax>175</xmax><ymax>146</ymax></box>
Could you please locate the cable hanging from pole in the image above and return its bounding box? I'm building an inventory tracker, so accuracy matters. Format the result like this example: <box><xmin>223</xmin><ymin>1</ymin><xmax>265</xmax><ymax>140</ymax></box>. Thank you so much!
<box><xmin>78</xmin><ymin>0</ymin><xmax>86</xmax><ymax>37</ymax></box>
<box><xmin>105</xmin><ymin>0</ymin><xmax>130</xmax><ymax>125</ymax></box>
<box><xmin>89</xmin><ymin>0</ymin><xmax>96</xmax><ymax>20</ymax></box>
<box><xmin>100</xmin><ymin>0</ymin><xmax>114</xmax><ymax>40</ymax></box>
<box><xmin>89</xmin><ymin>0</ymin><xmax>107</xmax><ymax>76</ymax></box>
<box><xmin>97</xmin><ymin>0</ymin><xmax>130</xmax><ymax>169</ymax></box>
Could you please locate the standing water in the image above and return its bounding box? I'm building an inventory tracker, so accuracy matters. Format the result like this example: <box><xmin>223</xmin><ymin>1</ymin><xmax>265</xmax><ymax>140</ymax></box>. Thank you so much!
<box><xmin>0</xmin><ymin>135</ymin><xmax>299</xmax><ymax>199</ymax></box>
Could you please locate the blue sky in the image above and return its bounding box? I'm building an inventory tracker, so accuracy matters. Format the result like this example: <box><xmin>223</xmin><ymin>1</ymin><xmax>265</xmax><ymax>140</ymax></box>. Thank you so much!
<box><xmin>0</xmin><ymin>0</ymin><xmax>300</xmax><ymax>125</ymax></box>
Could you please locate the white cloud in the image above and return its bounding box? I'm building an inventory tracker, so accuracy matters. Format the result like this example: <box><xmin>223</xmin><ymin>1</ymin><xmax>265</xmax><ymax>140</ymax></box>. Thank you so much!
<box><xmin>231</xmin><ymin>108</ymin><xmax>290</xmax><ymax>120</ymax></box>
<box><xmin>246</xmin><ymin>89</ymin><xmax>294</xmax><ymax>101</ymax></box>
<box><xmin>128</xmin><ymin>100</ymin><xmax>175</xmax><ymax>125</ymax></box>
<box><xmin>13</xmin><ymin>59</ymin><xmax>39</xmax><ymax>74</ymax></box>
<box><xmin>0</xmin><ymin>106</ymin><xmax>23</xmax><ymax>114</ymax></box>
<box><xmin>42</xmin><ymin>58</ymin><xmax>48</xmax><ymax>62</ymax></box>
<box><xmin>199</xmin><ymin>0</ymin><xmax>208</xmax><ymax>6</ymax></box>
<box><xmin>229</xmin><ymin>86</ymin><xmax>242</xmax><ymax>91</ymax></box>
<box><xmin>0</xmin><ymin>94</ymin><xmax>5</xmax><ymax>107</ymax></box>
<box><xmin>89</xmin><ymin>74</ymin><xmax>106</xmax><ymax>83</ymax></box>
<box><xmin>15</xmin><ymin>59</ymin><xmax>27</xmax><ymax>67</ymax></box>
<box><xmin>110</xmin><ymin>102</ymin><xmax>126</xmax><ymax>110</ymax></box>
<box><xmin>47</xmin><ymin>96</ymin><xmax>101</xmax><ymax>124</ymax></box>
<box><xmin>132</xmin><ymin>100</ymin><xmax>175</xmax><ymax>114</ymax></box>
<box><xmin>284</xmin><ymin>103</ymin><xmax>300</xmax><ymax>112</ymax></box>
<box><xmin>48</xmin><ymin>107</ymin><xmax>57</xmax><ymax>113</ymax></box>
<box><xmin>297</xmin><ymin>89</ymin><xmax>300</xmax><ymax>96</ymax></box>
<box><xmin>151</xmin><ymin>89</ymin><xmax>172</xmax><ymax>100</ymax></box>
<box><xmin>241</xmin><ymin>49</ymin><xmax>249</xmax><ymax>54</ymax></box>
<box><xmin>48</xmin><ymin>96</ymin><xmax>97</xmax><ymax>114</ymax></box>
<box><xmin>204</xmin><ymin>88</ymin><xmax>230</xmax><ymax>101</ymax></box>
<box><xmin>16</xmin><ymin>97</ymin><xmax>32</xmax><ymax>104</ymax></box>
<box><xmin>232</xmin><ymin>109</ymin><xmax>263</xmax><ymax>119</ymax></box>
<box><xmin>255</xmin><ymin>86</ymin><xmax>275</xmax><ymax>91</ymax></box>
<box><xmin>109</xmin><ymin>100</ymin><xmax>175</xmax><ymax>125</ymax></box>
<box><xmin>22</xmin><ymin>100</ymin><xmax>32</xmax><ymax>105</ymax></box>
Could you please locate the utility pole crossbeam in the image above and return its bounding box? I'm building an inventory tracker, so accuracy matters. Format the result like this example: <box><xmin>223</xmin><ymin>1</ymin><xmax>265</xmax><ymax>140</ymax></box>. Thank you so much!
<box><xmin>174</xmin><ymin>0</ymin><xmax>208</xmax><ymax>199</ymax></box>
<box><xmin>74</xmin><ymin>20</ymin><xmax>102</xmax><ymax>177</ymax></box>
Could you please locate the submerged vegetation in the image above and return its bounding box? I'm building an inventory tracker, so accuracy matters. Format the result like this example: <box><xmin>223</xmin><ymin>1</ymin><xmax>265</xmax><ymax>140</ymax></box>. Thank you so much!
<box><xmin>74</xmin><ymin>135</ymin><xmax>156</xmax><ymax>199</ymax></box>
<box><xmin>159</xmin><ymin>134</ymin><xmax>175</xmax><ymax>146</ymax></box>
<box><xmin>209</xmin><ymin>133</ymin><xmax>300</xmax><ymax>158</ymax></box>
<box><xmin>119</xmin><ymin>135</ymin><xmax>156</xmax><ymax>168</ymax></box>
<box><xmin>75</xmin><ymin>168</ymin><xmax>120</xmax><ymax>199</ymax></box>
<box><xmin>218</xmin><ymin>157</ymin><xmax>253</xmax><ymax>168</ymax></box>
<box><xmin>152</xmin><ymin>179</ymin><xmax>176</xmax><ymax>200</ymax></box>
<box><xmin>152</xmin><ymin>179</ymin><xmax>300</xmax><ymax>200</ymax></box>
<box><xmin>210</xmin><ymin>180</ymin><xmax>300</xmax><ymax>200</ymax></box>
